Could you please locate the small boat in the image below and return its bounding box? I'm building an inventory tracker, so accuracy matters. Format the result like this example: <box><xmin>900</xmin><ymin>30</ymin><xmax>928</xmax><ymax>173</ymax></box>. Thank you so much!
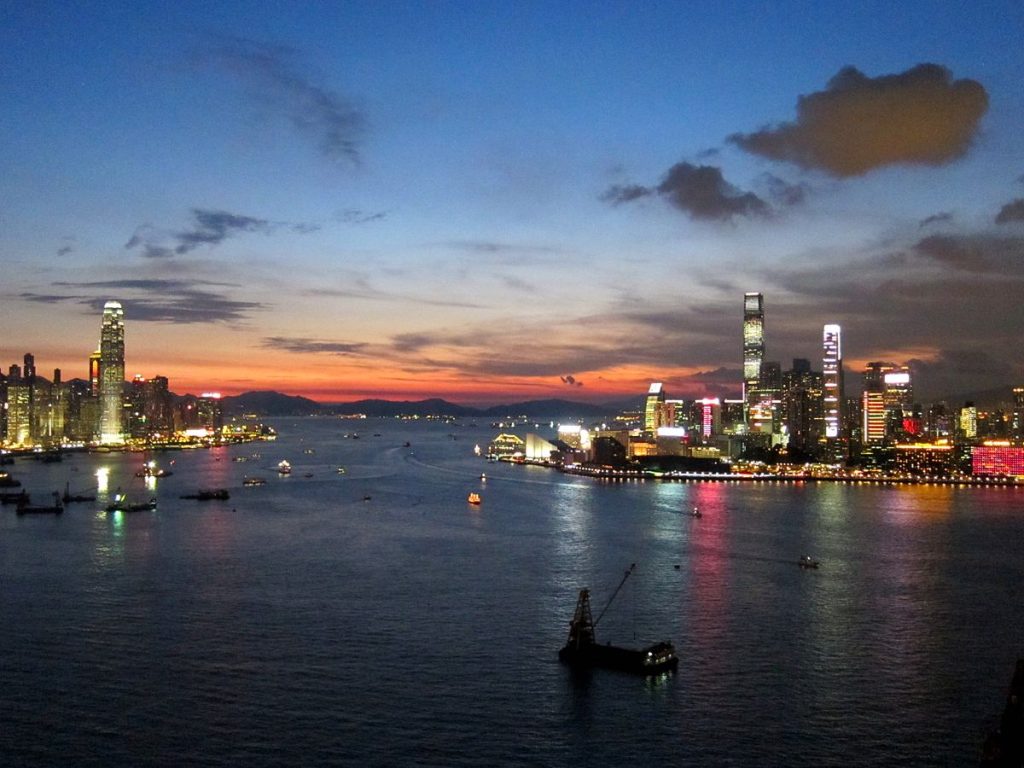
<box><xmin>403</xmin><ymin>442</ymin><xmax>411</xmax><ymax>448</ymax></box>
<box><xmin>303</xmin><ymin>472</ymin><xmax>314</xmax><ymax>478</ymax></box>
<box><xmin>480</xmin><ymin>473</ymin><xmax>486</xmax><ymax>481</ymax></box>
<box><xmin>799</xmin><ymin>555</ymin><xmax>820</xmax><ymax>569</ymax></box>
<box><xmin>16</xmin><ymin>492</ymin><xmax>64</xmax><ymax>515</ymax></box>
<box><xmin>243</xmin><ymin>477</ymin><xmax>267</xmax><ymax>487</ymax></box>
<box><xmin>303</xmin><ymin>448</ymin><xmax>315</xmax><ymax>455</ymax></box>
<box><xmin>336</xmin><ymin>466</ymin><xmax>346</xmax><ymax>474</ymax></box>
<box><xmin>233</xmin><ymin>456</ymin><xmax>248</xmax><ymax>463</ymax></box>
<box><xmin>277</xmin><ymin>460</ymin><xmax>292</xmax><ymax>475</ymax></box>
<box><xmin>690</xmin><ymin>506</ymin><xmax>702</xmax><ymax>518</ymax></box>
<box><xmin>362</xmin><ymin>495</ymin><xmax>372</xmax><ymax>501</ymax></box>
<box><xmin>105</xmin><ymin>493</ymin><xmax>157</xmax><ymax>513</ymax></box>
<box><xmin>467</xmin><ymin>492</ymin><xmax>482</xmax><ymax>505</ymax></box>
<box><xmin>180</xmin><ymin>489</ymin><xmax>230</xmax><ymax>501</ymax></box>
<box><xmin>135</xmin><ymin>462</ymin><xmax>172</xmax><ymax>478</ymax></box>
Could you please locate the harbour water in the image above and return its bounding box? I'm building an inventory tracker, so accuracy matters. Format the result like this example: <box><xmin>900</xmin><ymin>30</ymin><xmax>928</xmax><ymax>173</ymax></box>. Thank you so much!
<box><xmin>2</xmin><ymin>417</ymin><xmax>1022</xmax><ymax>766</ymax></box>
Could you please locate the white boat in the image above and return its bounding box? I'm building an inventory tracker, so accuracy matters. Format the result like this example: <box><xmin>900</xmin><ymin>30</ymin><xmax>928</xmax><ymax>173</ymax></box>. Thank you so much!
<box><xmin>278</xmin><ymin>460</ymin><xmax>292</xmax><ymax>475</ymax></box>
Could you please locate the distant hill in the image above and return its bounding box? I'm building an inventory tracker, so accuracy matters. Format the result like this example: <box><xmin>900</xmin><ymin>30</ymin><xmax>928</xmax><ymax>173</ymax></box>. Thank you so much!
<box><xmin>221</xmin><ymin>390</ymin><xmax>322</xmax><ymax>416</ymax></box>
<box><xmin>218</xmin><ymin>391</ymin><xmax>621</xmax><ymax>419</ymax></box>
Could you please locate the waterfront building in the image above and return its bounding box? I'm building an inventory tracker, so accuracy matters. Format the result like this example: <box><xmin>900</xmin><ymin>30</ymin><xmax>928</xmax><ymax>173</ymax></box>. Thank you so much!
<box><xmin>557</xmin><ymin>424</ymin><xmax>591</xmax><ymax>451</ymax></box>
<box><xmin>972</xmin><ymin>443</ymin><xmax>1024</xmax><ymax>477</ymax></box>
<box><xmin>525</xmin><ymin>433</ymin><xmax>557</xmax><ymax>461</ymax></box>
<box><xmin>644</xmin><ymin>382</ymin><xmax>667</xmax><ymax>434</ymax></box>
<box><xmin>892</xmin><ymin>442</ymin><xmax>955</xmax><ymax>478</ymax></box>
<box><xmin>654</xmin><ymin>427</ymin><xmax>688</xmax><ymax>456</ymax></box>
<box><xmin>591</xmin><ymin>435</ymin><xmax>627</xmax><ymax>466</ymax></box>
<box><xmin>488</xmin><ymin>433</ymin><xmax>524</xmax><ymax>458</ymax></box>
<box><xmin>98</xmin><ymin>300</ymin><xmax>125</xmax><ymax>444</ymax></box>
<box><xmin>743</xmin><ymin>293</ymin><xmax>765</xmax><ymax>417</ymax></box>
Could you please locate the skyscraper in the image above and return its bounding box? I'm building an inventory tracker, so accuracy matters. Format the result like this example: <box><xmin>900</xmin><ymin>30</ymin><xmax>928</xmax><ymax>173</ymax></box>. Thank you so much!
<box><xmin>99</xmin><ymin>300</ymin><xmax>125</xmax><ymax>444</ymax></box>
<box><xmin>743</xmin><ymin>293</ymin><xmax>764</xmax><ymax>415</ymax></box>
<box><xmin>644</xmin><ymin>382</ymin><xmax>666</xmax><ymax>433</ymax></box>
<box><xmin>822</xmin><ymin>324</ymin><xmax>844</xmax><ymax>441</ymax></box>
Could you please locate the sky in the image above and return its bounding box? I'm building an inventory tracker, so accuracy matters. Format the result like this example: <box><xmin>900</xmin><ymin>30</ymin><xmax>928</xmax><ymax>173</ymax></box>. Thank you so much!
<box><xmin>2</xmin><ymin>1</ymin><xmax>1023</xmax><ymax>405</ymax></box>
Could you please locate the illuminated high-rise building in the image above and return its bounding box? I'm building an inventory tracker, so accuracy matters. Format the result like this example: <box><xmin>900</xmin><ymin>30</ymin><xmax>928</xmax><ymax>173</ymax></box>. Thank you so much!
<box><xmin>1012</xmin><ymin>387</ymin><xmax>1024</xmax><ymax>441</ymax></box>
<box><xmin>742</xmin><ymin>293</ymin><xmax>764</xmax><ymax>414</ymax></box>
<box><xmin>644</xmin><ymin>382</ymin><xmax>666</xmax><ymax>433</ymax></box>
<box><xmin>98</xmin><ymin>300</ymin><xmax>125</xmax><ymax>444</ymax></box>
<box><xmin>822</xmin><ymin>325</ymin><xmax>843</xmax><ymax>439</ymax></box>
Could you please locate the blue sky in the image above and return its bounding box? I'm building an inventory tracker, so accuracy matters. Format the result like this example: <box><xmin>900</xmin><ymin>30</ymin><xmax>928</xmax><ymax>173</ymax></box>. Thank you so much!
<box><xmin>2</xmin><ymin>1</ymin><xmax>1023</xmax><ymax>403</ymax></box>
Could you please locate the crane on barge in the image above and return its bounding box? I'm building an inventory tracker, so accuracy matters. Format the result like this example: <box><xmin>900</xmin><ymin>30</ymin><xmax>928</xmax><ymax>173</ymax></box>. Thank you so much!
<box><xmin>559</xmin><ymin>564</ymin><xmax>678</xmax><ymax>675</ymax></box>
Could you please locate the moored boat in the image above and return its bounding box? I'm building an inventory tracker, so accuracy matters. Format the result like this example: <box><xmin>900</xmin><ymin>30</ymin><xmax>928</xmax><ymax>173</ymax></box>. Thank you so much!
<box><xmin>16</xmin><ymin>492</ymin><xmax>64</xmax><ymax>516</ymax></box>
<box><xmin>105</xmin><ymin>492</ymin><xmax>157</xmax><ymax>513</ymax></box>
<box><xmin>180</xmin><ymin>489</ymin><xmax>230</xmax><ymax>501</ymax></box>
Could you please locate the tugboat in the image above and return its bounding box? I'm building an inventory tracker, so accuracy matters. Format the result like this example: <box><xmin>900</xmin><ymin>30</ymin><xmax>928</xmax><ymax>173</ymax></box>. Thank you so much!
<box><xmin>558</xmin><ymin>564</ymin><xmax>679</xmax><ymax>675</ymax></box>
<box><xmin>104</xmin><ymin>492</ymin><xmax>157</xmax><ymax>513</ymax></box>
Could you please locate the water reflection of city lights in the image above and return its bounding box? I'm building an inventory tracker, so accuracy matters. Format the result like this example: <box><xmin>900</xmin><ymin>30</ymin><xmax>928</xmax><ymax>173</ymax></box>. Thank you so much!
<box><xmin>96</xmin><ymin>467</ymin><xmax>109</xmax><ymax>491</ymax></box>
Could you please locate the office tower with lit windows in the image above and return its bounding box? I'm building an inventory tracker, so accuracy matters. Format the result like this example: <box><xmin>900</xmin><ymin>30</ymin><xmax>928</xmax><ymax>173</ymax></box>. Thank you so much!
<box><xmin>822</xmin><ymin>324</ymin><xmax>843</xmax><ymax>441</ymax></box>
<box><xmin>98</xmin><ymin>300</ymin><xmax>125</xmax><ymax>444</ymax></box>
<box><xmin>1013</xmin><ymin>387</ymin><xmax>1024</xmax><ymax>441</ymax></box>
<box><xmin>644</xmin><ymin>382</ymin><xmax>667</xmax><ymax>433</ymax></box>
<box><xmin>782</xmin><ymin>358</ymin><xmax>824</xmax><ymax>458</ymax></box>
<box><xmin>742</xmin><ymin>293</ymin><xmax>765</xmax><ymax>417</ymax></box>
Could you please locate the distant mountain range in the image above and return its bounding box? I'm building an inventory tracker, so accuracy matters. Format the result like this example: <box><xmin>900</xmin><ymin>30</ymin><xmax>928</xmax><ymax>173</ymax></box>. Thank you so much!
<box><xmin>220</xmin><ymin>390</ymin><xmax>631</xmax><ymax>419</ymax></box>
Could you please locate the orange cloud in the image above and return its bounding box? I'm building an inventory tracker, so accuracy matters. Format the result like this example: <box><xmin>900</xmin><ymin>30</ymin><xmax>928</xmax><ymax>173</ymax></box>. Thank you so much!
<box><xmin>730</xmin><ymin>63</ymin><xmax>988</xmax><ymax>177</ymax></box>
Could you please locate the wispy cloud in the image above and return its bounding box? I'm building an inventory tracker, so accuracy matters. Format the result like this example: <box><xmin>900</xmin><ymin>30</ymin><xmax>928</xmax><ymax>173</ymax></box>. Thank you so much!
<box><xmin>23</xmin><ymin>278</ymin><xmax>264</xmax><ymax>323</ymax></box>
<box><xmin>125</xmin><ymin>208</ymin><xmax>316</xmax><ymax>258</ymax></box>
<box><xmin>193</xmin><ymin>36</ymin><xmax>366</xmax><ymax>164</ymax></box>
<box><xmin>730</xmin><ymin>63</ymin><xmax>988</xmax><ymax>177</ymax></box>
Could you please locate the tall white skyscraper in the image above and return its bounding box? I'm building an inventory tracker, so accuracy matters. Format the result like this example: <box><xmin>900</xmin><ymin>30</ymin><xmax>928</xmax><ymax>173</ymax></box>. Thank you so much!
<box><xmin>822</xmin><ymin>324</ymin><xmax>843</xmax><ymax>440</ymax></box>
<box><xmin>99</xmin><ymin>300</ymin><xmax>125</xmax><ymax>444</ymax></box>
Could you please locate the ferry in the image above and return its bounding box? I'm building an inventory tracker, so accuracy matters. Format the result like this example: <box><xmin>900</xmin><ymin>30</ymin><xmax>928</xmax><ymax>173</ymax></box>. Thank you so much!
<box><xmin>277</xmin><ymin>460</ymin><xmax>292</xmax><ymax>475</ymax></box>
<box><xmin>467</xmin><ymin>492</ymin><xmax>482</xmax><ymax>505</ymax></box>
<box><xmin>243</xmin><ymin>477</ymin><xmax>267</xmax><ymax>487</ymax></box>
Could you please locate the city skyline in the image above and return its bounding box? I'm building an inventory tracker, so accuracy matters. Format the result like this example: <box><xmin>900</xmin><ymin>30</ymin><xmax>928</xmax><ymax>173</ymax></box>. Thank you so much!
<box><xmin>3</xmin><ymin>3</ymin><xmax>1023</xmax><ymax>405</ymax></box>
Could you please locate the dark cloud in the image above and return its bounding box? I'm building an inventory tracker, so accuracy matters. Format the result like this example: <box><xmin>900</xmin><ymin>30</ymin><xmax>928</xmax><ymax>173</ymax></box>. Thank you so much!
<box><xmin>995</xmin><ymin>198</ymin><xmax>1024</xmax><ymax>225</ymax></box>
<box><xmin>24</xmin><ymin>278</ymin><xmax>263</xmax><ymax>323</ymax></box>
<box><xmin>262</xmin><ymin>336</ymin><xmax>367</xmax><ymax>355</ymax></box>
<box><xmin>729</xmin><ymin>63</ymin><xmax>988</xmax><ymax>177</ymax></box>
<box><xmin>914</xmin><ymin>233</ymin><xmax>1024</xmax><ymax>273</ymax></box>
<box><xmin>560</xmin><ymin>375</ymin><xmax>584</xmax><ymax>387</ymax></box>
<box><xmin>56</xmin><ymin>245</ymin><xmax>73</xmax><ymax>256</ymax></box>
<box><xmin>125</xmin><ymin>208</ymin><xmax>316</xmax><ymax>257</ymax></box>
<box><xmin>603</xmin><ymin>162</ymin><xmax>770</xmax><ymax>221</ymax></box>
<box><xmin>194</xmin><ymin>37</ymin><xmax>365</xmax><ymax>164</ymax></box>
<box><xmin>689</xmin><ymin>367</ymin><xmax>743</xmax><ymax>383</ymax></box>
<box><xmin>437</xmin><ymin>239</ymin><xmax>561</xmax><ymax>256</ymax></box>
<box><xmin>919</xmin><ymin>211</ymin><xmax>953</xmax><ymax>229</ymax></box>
